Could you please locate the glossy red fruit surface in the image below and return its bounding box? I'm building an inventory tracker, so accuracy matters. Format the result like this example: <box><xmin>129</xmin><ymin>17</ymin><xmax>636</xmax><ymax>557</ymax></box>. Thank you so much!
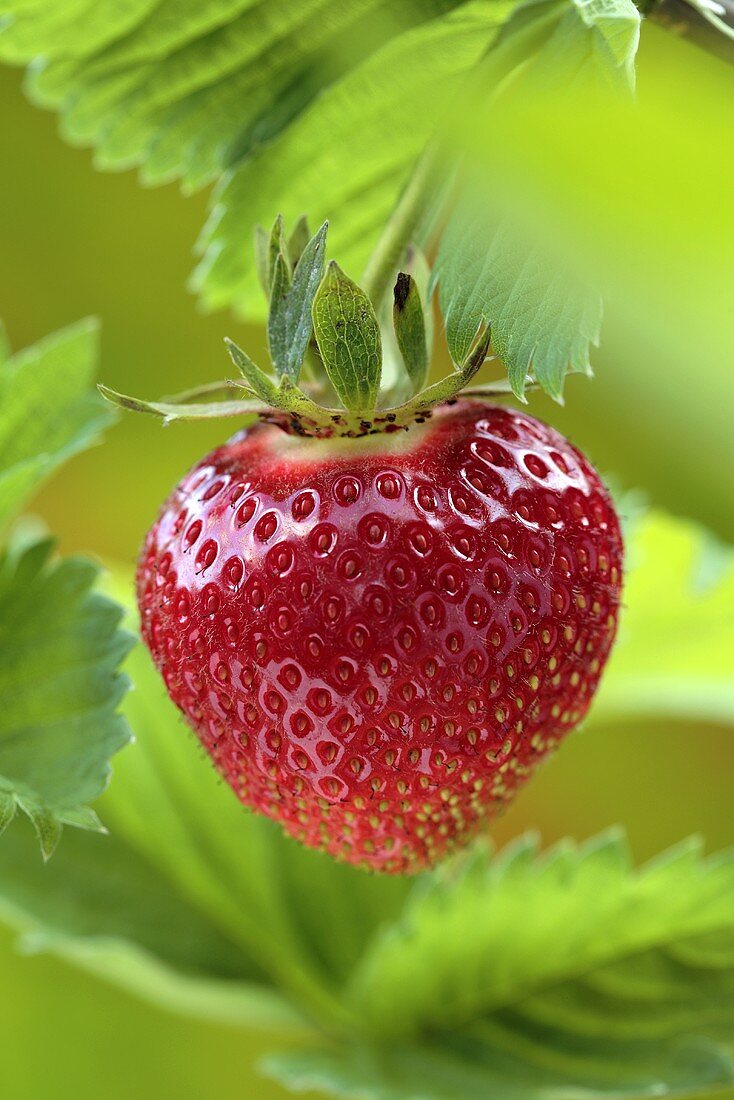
<box><xmin>137</xmin><ymin>402</ymin><xmax>623</xmax><ymax>873</ymax></box>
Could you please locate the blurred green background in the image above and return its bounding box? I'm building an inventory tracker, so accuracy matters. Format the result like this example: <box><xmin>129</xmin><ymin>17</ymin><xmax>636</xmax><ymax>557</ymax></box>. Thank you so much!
<box><xmin>1</xmin><ymin>21</ymin><xmax>732</xmax><ymax>1100</ymax></box>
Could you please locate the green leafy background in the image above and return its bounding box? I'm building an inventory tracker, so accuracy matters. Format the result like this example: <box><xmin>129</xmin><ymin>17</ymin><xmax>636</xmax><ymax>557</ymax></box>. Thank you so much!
<box><xmin>0</xmin><ymin>7</ymin><xmax>733</xmax><ymax>1100</ymax></box>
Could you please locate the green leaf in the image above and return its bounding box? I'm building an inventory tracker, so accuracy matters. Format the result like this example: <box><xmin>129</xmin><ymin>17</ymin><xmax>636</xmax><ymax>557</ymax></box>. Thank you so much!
<box><xmin>311</xmin><ymin>262</ymin><xmax>382</xmax><ymax>415</ymax></box>
<box><xmin>2</xmin><ymin>0</ymin><xmax>641</xmax><ymax>395</ymax></box>
<box><xmin>349</xmin><ymin>831</ymin><xmax>734</xmax><ymax>1032</ymax></box>
<box><xmin>433</xmin><ymin>0</ymin><xmax>639</xmax><ymax>398</ymax></box>
<box><xmin>194</xmin><ymin>4</ymin><xmax>516</xmax><ymax>315</ymax></box>
<box><xmin>0</xmin><ymin>318</ymin><xmax>115</xmax><ymax>530</ymax></box>
<box><xmin>26</xmin><ymin>808</ymin><xmax>63</xmax><ymax>861</ymax></box>
<box><xmin>435</xmin><ymin>203</ymin><xmax>603</xmax><ymax>400</ymax></box>
<box><xmin>268</xmin><ymin>221</ymin><xmax>328</xmax><ymax>383</ymax></box>
<box><xmin>4</xmin><ymin>3</ymin><xmax>460</xmax><ymax>188</ymax></box>
<box><xmin>392</xmin><ymin>273</ymin><xmax>429</xmax><ymax>392</ymax></box>
<box><xmin>560</xmin><ymin>0</ymin><xmax>641</xmax><ymax>89</ymax></box>
<box><xmin>593</xmin><ymin>510</ymin><xmax>734</xmax><ymax>728</ymax></box>
<box><xmin>0</xmin><ymin>810</ymin><xmax>304</xmax><ymax>1033</ymax></box>
<box><xmin>260</xmin><ymin>832</ymin><xmax>734</xmax><ymax>1099</ymax></box>
<box><xmin>0</xmin><ymin>789</ymin><xmax>16</xmax><ymax>834</ymax></box>
<box><xmin>8</xmin><ymin>0</ymin><xmax>619</xmax><ymax>383</ymax></box>
<box><xmin>476</xmin><ymin>0</ymin><xmax>640</xmax><ymax>104</ymax></box>
<box><xmin>266</xmin><ymin>1021</ymin><xmax>734</xmax><ymax>1100</ymax></box>
<box><xmin>0</xmin><ymin>538</ymin><xmax>133</xmax><ymax>857</ymax></box>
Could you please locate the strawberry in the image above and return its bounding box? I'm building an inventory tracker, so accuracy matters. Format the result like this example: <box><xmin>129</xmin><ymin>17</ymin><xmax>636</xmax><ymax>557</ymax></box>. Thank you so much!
<box><xmin>106</xmin><ymin>217</ymin><xmax>623</xmax><ymax>873</ymax></box>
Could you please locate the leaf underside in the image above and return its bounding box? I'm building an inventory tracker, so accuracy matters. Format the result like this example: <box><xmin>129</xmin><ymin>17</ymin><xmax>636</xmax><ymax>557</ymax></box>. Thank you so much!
<box><xmin>0</xmin><ymin>0</ymin><xmax>517</xmax><ymax>318</ymax></box>
<box><xmin>435</xmin><ymin>209</ymin><xmax>602</xmax><ymax>400</ymax></box>
<box><xmin>194</xmin><ymin>5</ymin><xmax>515</xmax><ymax>317</ymax></box>
<box><xmin>0</xmin><ymin>811</ymin><xmax>301</xmax><ymax>1032</ymax></box>
<box><xmin>432</xmin><ymin>0</ymin><xmax>640</xmax><ymax>398</ymax></box>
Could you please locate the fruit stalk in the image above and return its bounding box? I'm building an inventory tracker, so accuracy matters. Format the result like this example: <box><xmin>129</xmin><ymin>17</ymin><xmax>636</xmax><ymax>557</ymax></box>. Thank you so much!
<box><xmin>361</xmin><ymin>141</ymin><xmax>447</xmax><ymax>310</ymax></box>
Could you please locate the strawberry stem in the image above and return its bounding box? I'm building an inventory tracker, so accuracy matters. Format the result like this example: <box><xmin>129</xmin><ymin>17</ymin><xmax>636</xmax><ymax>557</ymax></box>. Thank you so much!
<box><xmin>361</xmin><ymin>141</ymin><xmax>446</xmax><ymax>311</ymax></box>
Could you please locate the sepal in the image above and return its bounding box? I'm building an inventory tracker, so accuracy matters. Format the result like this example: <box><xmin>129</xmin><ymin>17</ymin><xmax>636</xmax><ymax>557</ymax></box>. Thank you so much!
<box><xmin>101</xmin><ymin>220</ymin><xmax>522</xmax><ymax>438</ymax></box>
<box><xmin>311</xmin><ymin>261</ymin><xmax>382</xmax><ymax>415</ymax></box>
<box><xmin>254</xmin><ymin>213</ymin><xmax>290</xmax><ymax>295</ymax></box>
<box><xmin>267</xmin><ymin>221</ymin><xmax>328</xmax><ymax>383</ymax></box>
<box><xmin>287</xmin><ymin>215</ymin><xmax>312</xmax><ymax>268</ymax></box>
<box><xmin>392</xmin><ymin>272</ymin><xmax>429</xmax><ymax>393</ymax></box>
<box><xmin>98</xmin><ymin>384</ymin><xmax>266</xmax><ymax>423</ymax></box>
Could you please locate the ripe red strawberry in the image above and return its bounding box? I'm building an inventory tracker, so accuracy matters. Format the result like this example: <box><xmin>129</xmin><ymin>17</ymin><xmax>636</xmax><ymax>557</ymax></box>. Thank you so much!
<box><xmin>136</xmin><ymin>400</ymin><xmax>622</xmax><ymax>873</ymax></box>
<box><xmin>106</xmin><ymin>217</ymin><xmax>623</xmax><ymax>873</ymax></box>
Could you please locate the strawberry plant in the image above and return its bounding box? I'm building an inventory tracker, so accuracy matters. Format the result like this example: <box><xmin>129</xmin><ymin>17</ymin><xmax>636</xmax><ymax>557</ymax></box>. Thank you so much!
<box><xmin>0</xmin><ymin>2</ymin><xmax>732</xmax><ymax>1099</ymax></box>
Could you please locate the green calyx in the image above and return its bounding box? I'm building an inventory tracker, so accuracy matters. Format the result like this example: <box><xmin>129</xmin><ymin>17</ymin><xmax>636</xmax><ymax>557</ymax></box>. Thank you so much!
<box><xmin>100</xmin><ymin>216</ymin><xmax>518</xmax><ymax>439</ymax></box>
